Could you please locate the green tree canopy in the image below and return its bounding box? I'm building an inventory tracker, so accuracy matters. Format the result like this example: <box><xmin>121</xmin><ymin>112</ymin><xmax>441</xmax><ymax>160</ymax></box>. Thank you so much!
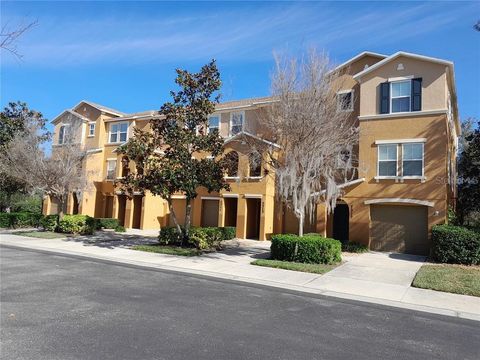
<box><xmin>117</xmin><ymin>60</ymin><xmax>229</xmax><ymax>245</ymax></box>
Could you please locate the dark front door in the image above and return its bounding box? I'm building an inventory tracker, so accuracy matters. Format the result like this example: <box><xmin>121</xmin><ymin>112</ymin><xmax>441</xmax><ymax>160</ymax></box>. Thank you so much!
<box><xmin>333</xmin><ymin>203</ymin><xmax>349</xmax><ymax>243</ymax></box>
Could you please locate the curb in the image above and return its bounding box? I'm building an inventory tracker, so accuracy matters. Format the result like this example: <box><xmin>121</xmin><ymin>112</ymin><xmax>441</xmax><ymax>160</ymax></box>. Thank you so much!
<box><xmin>1</xmin><ymin>240</ymin><xmax>479</xmax><ymax>323</ymax></box>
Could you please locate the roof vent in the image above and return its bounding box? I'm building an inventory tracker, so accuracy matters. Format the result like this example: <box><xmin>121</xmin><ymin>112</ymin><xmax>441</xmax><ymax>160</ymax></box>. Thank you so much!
<box><xmin>397</xmin><ymin>63</ymin><xmax>404</xmax><ymax>71</ymax></box>
<box><xmin>364</xmin><ymin>64</ymin><xmax>369</xmax><ymax>70</ymax></box>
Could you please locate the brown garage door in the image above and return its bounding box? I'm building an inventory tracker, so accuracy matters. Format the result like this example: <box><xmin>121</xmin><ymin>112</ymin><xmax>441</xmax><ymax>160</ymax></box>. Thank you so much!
<box><xmin>370</xmin><ymin>205</ymin><xmax>429</xmax><ymax>255</ymax></box>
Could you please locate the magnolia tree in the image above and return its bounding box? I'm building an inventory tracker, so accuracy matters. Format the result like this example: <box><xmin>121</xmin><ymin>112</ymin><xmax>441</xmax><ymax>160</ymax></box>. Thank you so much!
<box><xmin>1</xmin><ymin>112</ymin><xmax>88</xmax><ymax>220</ymax></box>
<box><xmin>116</xmin><ymin>60</ymin><xmax>229</xmax><ymax>246</ymax></box>
<box><xmin>259</xmin><ymin>50</ymin><xmax>359</xmax><ymax>236</ymax></box>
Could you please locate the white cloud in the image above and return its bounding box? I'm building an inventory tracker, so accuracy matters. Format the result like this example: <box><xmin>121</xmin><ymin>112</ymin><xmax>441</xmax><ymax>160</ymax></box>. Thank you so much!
<box><xmin>1</xmin><ymin>2</ymin><xmax>475</xmax><ymax>67</ymax></box>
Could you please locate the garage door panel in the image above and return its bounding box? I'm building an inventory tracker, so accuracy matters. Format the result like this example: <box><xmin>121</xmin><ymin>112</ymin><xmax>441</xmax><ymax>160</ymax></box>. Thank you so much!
<box><xmin>201</xmin><ymin>200</ymin><xmax>219</xmax><ymax>227</ymax></box>
<box><xmin>370</xmin><ymin>205</ymin><xmax>429</xmax><ymax>255</ymax></box>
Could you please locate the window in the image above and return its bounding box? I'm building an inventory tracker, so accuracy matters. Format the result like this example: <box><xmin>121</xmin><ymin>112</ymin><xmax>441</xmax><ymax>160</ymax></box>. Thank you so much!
<box><xmin>106</xmin><ymin>160</ymin><xmax>117</xmax><ymax>180</ymax></box>
<box><xmin>208</xmin><ymin>115</ymin><xmax>220</xmax><ymax>134</ymax></box>
<box><xmin>88</xmin><ymin>122</ymin><xmax>95</xmax><ymax>137</ymax></box>
<box><xmin>378</xmin><ymin>144</ymin><xmax>397</xmax><ymax>176</ymax></box>
<box><xmin>225</xmin><ymin>151</ymin><xmax>239</xmax><ymax>177</ymax></box>
<box><xmin>337</xmin><ymin>91</ymin><xmax>353</xmax><ymax>111</ymax></box>
<box><xmin>230</xmin><ymin>112</ymin><xmax>244</xmax><ymax>136</ymax></box>
<box><xmin>58</xmin><ymin>125</ymin><xmax>66</xmax><ymax>144</ymax></box>
<box><xmin>109</xmin><ymin>122</ymin><xmax>128</xmax><ymax>143</ymax></box>
<box><xmin>391</xmin><ymin>81</ymin><xmax>411</xmax><ymax>113</ymax></box>
<box><xmin>249</xmin><ymin>152</ymin><xmax>262</xmax><ymax>177</ymax></box>
<box><xmin>402</xmin><ymin>143</ymin><xmax>423</xmax><ymax>176</ymax></box>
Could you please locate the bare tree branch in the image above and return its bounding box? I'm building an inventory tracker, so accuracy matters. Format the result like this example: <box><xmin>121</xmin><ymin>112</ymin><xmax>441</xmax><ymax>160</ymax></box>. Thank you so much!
<box><xmin>255</xmin><ymin>49</ymin><xmax>359</xmax><ymax>236</ymax></box>
<box><xmin>0</xmin><ymin>20</ymin><xmax>38</xmax><ymax>59</ymax></box>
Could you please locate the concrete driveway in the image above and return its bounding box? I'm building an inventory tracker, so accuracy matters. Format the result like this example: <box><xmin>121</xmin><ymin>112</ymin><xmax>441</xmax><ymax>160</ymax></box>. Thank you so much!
<box><xmin>308</xmin><ymin>252</ymin><xmax>426</xmax><ymax>301</ymax></box>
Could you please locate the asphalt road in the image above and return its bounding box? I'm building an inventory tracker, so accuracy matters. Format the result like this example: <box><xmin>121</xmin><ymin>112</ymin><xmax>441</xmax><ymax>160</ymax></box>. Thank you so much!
<box><xmin>1</xmin><ymin>246</ymin><xmax>479</xmax><ymax>360</ymax></box>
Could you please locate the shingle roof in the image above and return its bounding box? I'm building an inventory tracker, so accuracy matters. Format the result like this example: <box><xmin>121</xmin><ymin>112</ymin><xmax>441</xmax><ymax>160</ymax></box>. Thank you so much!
<box><xmin>215</xmin><ymin>96</ymin><xmax>275</xmax><ymax>110</ymax></box>
<box><xmin>74</xmin><ymin>100</ymin><xmax>127</xmax><ymax>116</ymax></box>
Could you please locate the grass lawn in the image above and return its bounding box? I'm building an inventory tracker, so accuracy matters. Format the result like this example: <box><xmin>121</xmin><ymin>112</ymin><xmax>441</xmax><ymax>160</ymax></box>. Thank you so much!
<box><xmin>12</xmin><ymin>231</ymin><xmax>67</xmax><ymax>239</ymax></box>
<box><xmin>132</xmin><ymin>244</ymin><xmax>203</xmax><ymax>257</ymax></box>
<box><xmin>251</xmin><ymin>259</ymin><xmax>338</xmax><ymax>275</ymax></box>
<box><xmin>412</xmin><ymin>264</ymin><xmax>480</xmax><ymax>297</ymax></box>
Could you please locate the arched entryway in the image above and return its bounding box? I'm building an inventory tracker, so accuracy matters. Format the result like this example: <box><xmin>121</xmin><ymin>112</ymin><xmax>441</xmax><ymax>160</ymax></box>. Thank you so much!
<box><xmin>332</xmin><ymin>203</ymin><xmax>349</xmax><ymax>243</ymax></box>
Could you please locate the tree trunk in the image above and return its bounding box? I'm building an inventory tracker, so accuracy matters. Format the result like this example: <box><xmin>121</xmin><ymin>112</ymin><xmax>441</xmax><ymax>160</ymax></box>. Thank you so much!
<box><xmin>184</xmin><ymin>199</ymin><xmax>193</xmax><ymax>247</ymax></box>
<box><xmin>58</xmin><ymin>196</ymin><xmax>66</xmax><ymax>222</ymax></box>
<box><xmin>298</xmin><ymin>211</ymin><xmax>304</xmax><ymax>237</ymax></box>
<box><xmin>167</xmin><ymin>198</ymin><xmax>183</xmax><ymax>241</ymax></box>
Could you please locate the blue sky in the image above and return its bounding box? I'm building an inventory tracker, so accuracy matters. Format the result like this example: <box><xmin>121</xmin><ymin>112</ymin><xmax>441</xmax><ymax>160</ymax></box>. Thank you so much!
<box><xmin>2</xmin><ymin>1</ymin><xmax>480</xmax><ymax>138</ymax></box>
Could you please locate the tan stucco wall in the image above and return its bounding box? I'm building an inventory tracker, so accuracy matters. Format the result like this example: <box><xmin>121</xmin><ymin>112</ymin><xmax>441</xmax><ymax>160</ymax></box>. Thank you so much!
<box><xmin>359</xmin><ymin>56</ymin><xmax>448</xmax><ymax>116</ymax></box>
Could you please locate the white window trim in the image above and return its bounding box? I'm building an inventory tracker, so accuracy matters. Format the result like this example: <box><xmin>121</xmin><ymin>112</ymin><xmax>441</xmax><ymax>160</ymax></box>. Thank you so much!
<box><xmin>388</xmin><ymin>75</ymin><xmax>414</xmax><ymax>82</ymax></box>
<box><xmin>108</xmin><ymin>121</ymin><xmax>129</xmax><ymax>144</ymax></box>
<box><xmin>376</xmin><ymin>141</ymin><xmax>425</xmax><ymax>181</ymax></box>
<box><xmin>390</xmin><ymin>80</ymin><xmax>411</xmax><ymax>114</ymax></box>
<box><xmin>402</xmin><ymin>142</ymin><xmax>424</xmax><ymax>178</ymax></box>
<box><xmin>337</xmin><ymin>89</ymin><xmax>354</xmax><ymax>112</ymax></box>
<box><xmin>375</xmin><ymin>138</ymin><xmax>426</xmax><ymax>145</ymax></box>
<box><xmin>377</xmin><ymin>144</ymin><xmax>398</xmax><ymax>178</ymax></box>
<box><xmin>208</xmin><ymin>114</ymin><xmax>221</xmax><ymax>134</ymax></box>
<box><xmin>229</xmin><ymin>111</ymin><xmax>245</xmax><ymax>136</ymax></box>
<box><xmin>88</xmin><ymin>122</ymin><xmax>95</xmax><ymax>137</ymax></box>
<box><xmin>201</xmin><ymin>196</ymin><xmax>221</xmax><ymax>201</ymax></box>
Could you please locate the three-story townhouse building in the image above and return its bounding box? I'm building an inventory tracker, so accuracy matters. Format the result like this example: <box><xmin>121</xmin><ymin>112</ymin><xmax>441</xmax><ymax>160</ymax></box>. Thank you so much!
<box><xmin>44</xmin><ymin>51</ymin><xmax>459</xmax><ymax>255</ymax></box>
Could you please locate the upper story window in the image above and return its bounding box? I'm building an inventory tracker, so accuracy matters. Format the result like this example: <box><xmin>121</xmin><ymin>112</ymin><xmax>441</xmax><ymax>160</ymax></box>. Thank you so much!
<box><xmin>402</xmin><ymin>143</ymin><xmax>424</xmax><ymax>177</ymax></box>
<box><xmin>88</xmin><ymin>122</ymin><xmax>95</xmax><ymax>137</ymax></box>
<box><xmin>208</xmin><ymin>115</ymin><xmax>220</xmax><ymax>134</ymax></box>
<box><xmin>109</xmin><ymin>122</ymin><xmax>128</xmax><ymax>143</ymax></box>
<box><xmin>380</xmin><ymin>78</ymin><xmax>422</xmax><ymax>114</ymax></box>
<box><xmin>224</xmin><ymin>151</ymin><xmax>239</xmax><ymax>177</ymax></box>
<box><xmin>378</xmin><ymin>144</ymin><xmax>397</xmax><ymax>177</ymax></box>
<box><xmin>337</xmin><ymin>90</ymin><xmax>353</xmax><ymax>112</ymax></box>
<box><xmin>376</xmin><ymin>141</ymin><xmax>425</xmax><ymax>179</ymax></box>
<box><xmin>249</xmin><ymin>152</ymin><xmax>262</xmax><ymax>177</ymax></box>
<box><xmin>106</xmin><ymin>159</ymin><xmax>117</xmax><ymax>180</ymax></box>
<box><xmin>230</xmin><ymin>112</ymin><xmax>244</xmax><ymax>136</ymax></box>
<box><xmin>58</xmin><ymin>125</ymin><xmax>66</xmax><ymax>144</ymax></box>
<box><xmin>391</xmin><ymin>81</ymin><xmax>411</xmax><ymax>113</ymax></box>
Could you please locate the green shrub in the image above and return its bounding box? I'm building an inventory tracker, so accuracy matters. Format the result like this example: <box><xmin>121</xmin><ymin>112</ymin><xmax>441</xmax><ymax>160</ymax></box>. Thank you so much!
<box><xmin>432</xmin><ymin>225</ymin><xmax>480</xmax><ymax>265</ymax></box>
<box><xmin>220</xmin><ymin>226</ymin><xmax>236</xmax><ymax>240</ymax></box>
<box><xmin>0</xmin><ymin>212</ymin><xmax>42</xmax><ymax>228</ymax></box>
<box><xmin>158</xmin><ymin>226</ymin><xmax>236</xmax><ymax>250</ymax></box>
<box><xmin>95</xmin><ymin>218</ymin><xmax>120</xmax><ymax>230</ymax></box>
<box><xmin>58</xmin><ymin>214</ymin><xmax>95</xmax><ymax>235</ymax></box>
<box><xmin>271</xmin><ymin>233</ymin><xmax>342</xmax><ymax>264</ymax></box>
<box><xmin>10</xmin><ymin>195</ymin><xmax>42</xmax><ymax>214</ymax></box>
<box><xmin>40</xmin><ymin>215</ymin><xmax>59</xmax><ymax>231</ymax></box>
<box><xmin>158</xmin><ymin>226</ymin><xmax>183</xmax><ymax>246</ymax></box>
<box><xmin>114</xmin><ymin>225</ymin><xmax>126</xmax><ymax>232</ymax></box>
<box><xmin>0</xmin><ymin>213</ymin><xmax>11</xmax><ymax>228</ymax></box>
<box><xmin>342</xmin><ymin>241</ymin><xmax>369</xmax><ymax>253</ymax></box>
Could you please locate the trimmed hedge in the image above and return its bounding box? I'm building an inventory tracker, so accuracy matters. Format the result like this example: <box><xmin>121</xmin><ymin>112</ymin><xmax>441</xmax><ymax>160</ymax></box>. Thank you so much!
<box><xmin>114</xmin><ymin>225</ymin><xmax>126</xmax><ymax>232</ymax></box>
<box><xmin>58</xmin><ymin>214</ymin><xmax>96</xmax><ymax>235</ymax></box>
<box><xmin>158</xmin><ymin>226</ymin><xmax>236</xmax><ymax>250</ymax></box>
<box><xmin>342</xmin><ymin>241</ymin><xmax>369</xmax><ymax>253</ymax></box>
<box><xmin>0</xmin><ymin>212</ymin><xmax>43</xmax><ymax>229</ymax></box>
<box><xmin>271</xmin><ymin>233</ymin><xmax>341</xmax><ymax>265</ymax></box>
<box><xmin>95</xmin><ymin>218</ymin><xmax>120</xmax><ymax>230</ymax></box>
<box><xmin>40</xmin><ymin>215</ymin><xmax>59</xmax><ymax>232</ymax></box>
<box><xmin>432</xmin><ymin>225</ymin><xmax>480</xmax><ymax>265</ymax></box>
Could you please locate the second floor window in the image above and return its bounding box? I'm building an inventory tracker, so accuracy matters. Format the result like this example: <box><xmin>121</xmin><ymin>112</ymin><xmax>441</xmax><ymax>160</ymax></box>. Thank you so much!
<box><xmin>208</xmin><ymin>115</ymin><xmax>220</xmax><ymax>134</ymax></box>
<box><xmin>337</xmin><ymin>91</ymin><xmax>353</xmax><ymax>112</ymax></box>
<box><xmin>58</xmin><ymin>125</ymin><xmax>66</xmax><ymax>144</ymax></box>
<box><xmin>402</xmin><ymin>143</ymin><xmax>424</xmax><ymax>177</ymax></box>
<box><xmin>88</xmin><ymin>122</ymin><xmax>95</xmax><ymax>137</ymax></box>
<box><xmin>230</xmin><ymin>112</ymin><xmax>244</xmax><ymax>136</ymax></box>
<box><xmin>109</xmin><ymin>122</ymin><xmax>128</xmax><ymax>143</ymax></box>
<box><xmin>106</xmin><ymin>160</ymin><xmax>117</xmax><ymax>180</ymax></box>
<box><xmin>378</xmin><ymin>144</ymin><xmax>397</xmax><ymax>177</ymax></box>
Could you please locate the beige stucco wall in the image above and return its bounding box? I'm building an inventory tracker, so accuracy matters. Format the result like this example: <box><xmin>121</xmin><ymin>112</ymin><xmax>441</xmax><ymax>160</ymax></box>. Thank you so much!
<box><xmin>359</xmin><ymin>56</ymin><xmax>448</xmax><ymax>116</ymax></box>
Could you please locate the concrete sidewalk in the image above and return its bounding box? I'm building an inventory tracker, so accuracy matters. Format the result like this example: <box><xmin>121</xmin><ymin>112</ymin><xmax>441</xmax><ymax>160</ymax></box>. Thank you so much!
<box><xmin>1</xmin><ymin>232</ymin><xmax>479</xmax><ymax>321</ymax></box>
